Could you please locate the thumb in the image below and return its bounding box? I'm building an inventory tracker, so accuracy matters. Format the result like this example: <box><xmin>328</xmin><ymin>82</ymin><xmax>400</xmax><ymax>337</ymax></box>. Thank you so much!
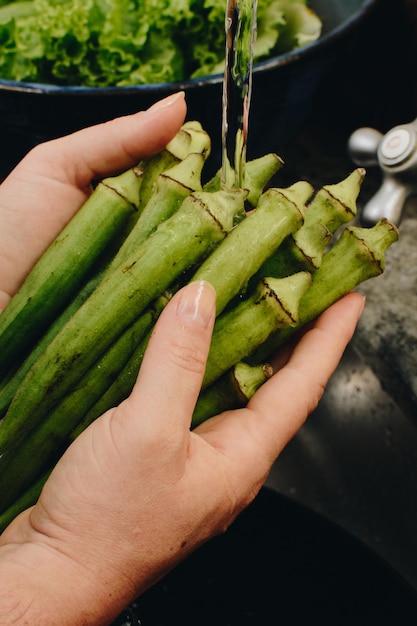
<box><xmin>120</xmin><ymin>281</ymin><xmax>217</xmax><ymax>443</ymax></box>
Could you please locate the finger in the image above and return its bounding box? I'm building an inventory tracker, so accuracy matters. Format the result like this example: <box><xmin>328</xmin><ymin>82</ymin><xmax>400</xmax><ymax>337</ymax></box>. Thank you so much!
<box><xmin>117</xmin><ymin>281</ymin><xmax>217</xmax><ymax>445</ymax></box>
<box><xmin>26</xmin><ymin>92</ymin><xmax>187</xmax><ymax>190</ymax></box>
<box><xmin>199</xmin><ymin>291</ymin><xmax>365</xmax><ymax>469</ymax></box>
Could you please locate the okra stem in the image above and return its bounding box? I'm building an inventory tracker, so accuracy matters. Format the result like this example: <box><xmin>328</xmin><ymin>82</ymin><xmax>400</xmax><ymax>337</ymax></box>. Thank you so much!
<box><xmin>292</xmin><ymin>168</ymin><xmax>364</xmax><ymax>266</ymax></box>
<box><xmin>202</xmin><ymin>272</ymin><xmax>312</xmax><ymax>388</ymax></box>
<box><xmin>137</xmin><ymin>121</ymin><xmax>211</xmax><ymax>211</ymax></box>
<box><xmin>203</xmin><ymin>152</ymin><xmax>284</xmax><ymax>207</ymax></box>
<box><xmin>253</xmin><ymin>168</ymin><xmax>365</xmax><ymax>279</ymax></box>
<box><xmin>250</xmin><ymin>218</ymin><xmax>399</xmax><ymax>364</ymax></box>
<box><xmin>108</xmin><ymin>152</ymin><xmax>206</xmax><ymax>271</ymax></box>
<box><xmin>192</xmin><ymin>362</ymin><xmax>273</xmax><ymax>428</ymax></box>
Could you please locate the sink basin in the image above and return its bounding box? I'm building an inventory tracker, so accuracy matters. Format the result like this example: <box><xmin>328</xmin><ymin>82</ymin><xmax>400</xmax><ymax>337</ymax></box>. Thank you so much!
<box><xmin>112</xmin><ymin>486</ymin><xmax>417</xmax><ymax>626</ymax></box>
<box><xmin>266</xmin><ymin>343</ymin><xmax>417</xmax><ymax>592</ymax></box>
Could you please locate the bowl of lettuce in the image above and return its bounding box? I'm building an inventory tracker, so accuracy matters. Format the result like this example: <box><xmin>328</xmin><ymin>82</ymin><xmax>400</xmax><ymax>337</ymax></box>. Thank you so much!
<box><xmin>0</xmin><ymin>0</ymin><xmax>379</xmax><ymax>177</ymax></box>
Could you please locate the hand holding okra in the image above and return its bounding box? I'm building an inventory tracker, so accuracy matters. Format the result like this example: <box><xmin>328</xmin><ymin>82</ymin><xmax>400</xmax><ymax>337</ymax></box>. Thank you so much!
<box><xmin>0</xmin><ymin>92</ymin><xmax>188</xmax><ymax>312</ymax></box>
<box><xmin>0</xmin><ymin>94</ymin><xmax>392</xmax><ymax>625</ymax></box>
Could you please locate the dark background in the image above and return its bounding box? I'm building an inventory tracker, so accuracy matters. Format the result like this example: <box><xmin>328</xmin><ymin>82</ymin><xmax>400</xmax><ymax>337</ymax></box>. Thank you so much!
<box><xmin>276</xmin><ymin>0</ymin><xmax>417</xmax><ymax>201</ymax></box>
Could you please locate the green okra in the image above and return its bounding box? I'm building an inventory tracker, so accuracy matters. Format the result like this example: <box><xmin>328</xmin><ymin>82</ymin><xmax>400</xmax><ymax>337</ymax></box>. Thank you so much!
<box><xmin>202</xmin><ymin>272</ymin><xmax>312</xmax><ymax>389</ymax></box>
<box><xmin>291</xmin><ymin>167</ymin><xmax>364</xmax><ymax>264</ymax></box>
<box><xmin>0</xmin><ymin>187</ymin><xmax>246</xmax><ymax>453</ymax></box>
<box><xmin>203</xmin><ymin>152</ymin><xmax>284</xmax><ymax>207</ymax></box>
<box><xmin>253</xmin><ymin>168</ymin><xmax>365</xmax><ymax>279</ymax></box>
<box><xmin>0</xmin><ymin>167</ymin><xmax>144</xmax><ymax>379</ymax></box>
<box><xmin>191</xmin><ymin>181</ymin><xmax>312</xmax><ymax>315</ymax></box>
<box><xmin>108</xmin><ymin>152</ymin><xmax>206</xmax><ymax>271</ymax></box>
<box><xmin>0</xmin><ymin>469</ymin><xmax>50</xmax><ymax>533</ymax></box>
<box><xmin>250</xmin><ymin>218</ymin><xmax>400</xmax><ymax>365</ymax></box>
<box><xmin>0</xmin><ymin>145</ymin><xmax>205</xmax><ymax>406</ymax></box>
<box><xmin>69</xmin><ymin>325</ymin><xmax>153</xmax><ymax>442</ymax></box>
<box><xmin>304</xmin><ymin>168</ymin><xmax>364</xmax><ymax>231</ymax></box>
<box><xmin>74</xmin><ymin>272</ymin><xmax>310</xmax><ymax>437</ymax></box>
<box><xmin>69</xmin><ymin>293</ymin><xmax>170</xmax><ymax>441</ymax></box>
<box><xmin>0</xmin><ymin>126</ymin><xmax>209</xmax><ymax>412</ymax></box>
<box><xmin>0</xmin><ymin>270</ymin><xmax>103</xmax><ymax>420</ymax></box>
<box><xmin>0</xmin><ymin>305</ymin><xmax>158</xmax><ymax>510</ymax></box>
<box><xmin>138</xmin><ymin>121</ymin><xmax>211</xmax><ymax>211</ymax></box>
<box><xmin>192</xmin><ymin>362</ymin><xmax>273</xmax><ymax>428</ymax></box>
<box><xmin>101</xmin><ymin>165</ymin><xmax>145</xmax><ymax>209</ymax></box>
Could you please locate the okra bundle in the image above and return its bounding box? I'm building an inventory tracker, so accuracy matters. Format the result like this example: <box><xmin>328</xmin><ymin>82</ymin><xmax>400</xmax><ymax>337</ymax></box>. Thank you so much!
<box><xmin>0</xmin><ymin>121</ymin><xmax>399</xmax><ymax>530</ymax></box>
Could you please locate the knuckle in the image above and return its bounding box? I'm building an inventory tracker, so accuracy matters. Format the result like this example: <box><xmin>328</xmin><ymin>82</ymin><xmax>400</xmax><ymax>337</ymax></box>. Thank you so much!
<box><xmin>166</xmin><ymin>330</ymin><xmax>208</xmax><ymax>377</ymax></box>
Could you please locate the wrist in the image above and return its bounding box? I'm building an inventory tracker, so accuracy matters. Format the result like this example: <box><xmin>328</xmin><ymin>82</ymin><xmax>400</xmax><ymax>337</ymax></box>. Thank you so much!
<box><xmin>0</xmin><ymin>540</ymin><xmax>128</xmax><ymax>626</ymax></box>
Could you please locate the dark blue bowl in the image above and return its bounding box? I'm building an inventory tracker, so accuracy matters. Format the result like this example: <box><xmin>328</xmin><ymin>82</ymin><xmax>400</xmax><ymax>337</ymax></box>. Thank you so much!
<box><xmin>0</xmin><ymin>0</ymin><xmax>380</xmax><ymax>176</ymax></box>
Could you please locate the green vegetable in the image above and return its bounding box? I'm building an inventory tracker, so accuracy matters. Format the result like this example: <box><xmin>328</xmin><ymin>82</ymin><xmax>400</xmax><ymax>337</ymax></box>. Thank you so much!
<box><xmin>69</xmin><ymin>317</ymin><xmax>156</xmax><ymax>441</ymax></box>
<box><xmin>0</xmin><ymin>469</ymin><xmax>50</xmax><ymax>533</ymax></box>
<box><xmin>192</xmin><ymin>181</ymin><xmax>311</xmax><ymax>314</ymax></box>
<box><xmin>203</xmin><ymin>151</ymin><xmax>284</xmax><ymax>207</ymax></box>
<box><xmin>0</xmin><ymin>269</ymin><xmax>102</xmax><ymax>419</ymax></box>
<box><xmin>251</xmin><ymin>168</ymin><xmax>365</xmax><ymax>280</ymax></box>
<box><xmin>137</xmin><ymin>121</ymin><xmax>211</xmax><ymax>213</ymax></box>
<box><xmin>192</xmin><ymin>361</ymin><xmax>273</xmax><ymax>428</ymax></box>
<box><xmin>202</xmin><ymin>272</ymin><xmax>312</xmax><ymax>388</ymax></box>
<box><xmin>0</xmin><ymin>0</ymin><xmax>322</xmax><ymax>87</ymax></box>
<box><xmin>0</xmin><ymin>304</ymin><xmax>158</xmax><ymax>510</ymax></box>
<box><xmin>0</xmin><ymin>122</ymin><xmax>399</xmax><ymax>529</ymax></box>
<box><xmin>108</xmin><ymin>151</ymin><xmax>206</xmax><ymax>272</ymax></box>
<box><xmin>250</xmin><ymin>218</ymin><xmax>400</xmax><ymax>364</ymax></box>
<box><xmin>0</xmin><ymin>166</ymin><xmax>143</xmax><ymax>378</ymax></box>
<box><xmin>0</xmin><ymin>187</ymin><xmax>246</xmax><ymax>453</ymax></box>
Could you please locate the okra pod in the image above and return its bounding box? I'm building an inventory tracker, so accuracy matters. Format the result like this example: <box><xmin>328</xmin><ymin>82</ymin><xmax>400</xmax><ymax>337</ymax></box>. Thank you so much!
<box><xmin>73</xmin><ymin>272</ymin><xmax>310</xmax><ymax>438</ymax></box>
<box><xmin>69</xmin><ymin>294</ymin><xmax>169</xmax><ymax>441</ymax></box>
<box><xmin>138</xmin><ymin>121</ymin><xmax>211</xmax><ymax>211</ymax></box>
<box><xmin>0</xmin><ymin>269</ymin><xmax>104</xmax><ymax>419</ymax></box>
<box><xmin>0</xmin><ymin>469</ymin><xmax>50</xmax><ymax>532</ymax></box>
<box><xmin>0</xmin><ymin>306</ymin><xmax>157</xmax><ymax>508</ymax></box>
<box><xmin>291</xmin><ymin>168</ymin><xmax>365</xmax><ymax>267</ymax></box>
<box><xmin>250</xmin><ymin>218</ymin><xmax>400</xmax><ymax>364</ymax></box>
<box><xmin>192</xmin><ymin>362</ymin><xmax>273</xmax><ymax>428</ymax></box>
<box><xmin>108</xmin><ymin>152</ymin><xmax>206</xmax><ymax>271</ymax></box>
<box><xmin>253</xmin><ymin>168</ymin><xmax>365</xmax><ymax>279</ymax></box>
<box><xmin>69</xmin><ymin>326</ymin><xmax>153</xmax><ymax>442</ymax></box>
<box><xmin>0</xmin><ymin>168</ymin><xmax>144</xmax><ymax>378</ymax></box>
<box><xmin>192</xmin><ymin>182</ymin><xmax>311</xmax><ymax>315</ymax></box>
<box><xmin>202</xmin><ymin>272</ymin><xmax>312</xmax><ymax>388</ymax></box>
<box><xmin>0</xmin><ymin>188</ymin><xmax>246</xmax><ymax>452</ymax></box>
<box><xmin>204</xmin><ymin>152</ymin><xmax>284</xmax><ymax>207</ymax></box>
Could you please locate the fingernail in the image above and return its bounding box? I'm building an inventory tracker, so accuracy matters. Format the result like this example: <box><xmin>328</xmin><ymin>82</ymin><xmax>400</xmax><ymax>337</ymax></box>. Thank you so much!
<box><xmin>176</xmin><ymin>281</ymin><xmax>216</xmax><ymax>329</ymax></box>
<box><xmin>147</xmin><ymin>92</ymin><xmax>185</xmax><ymax>115</ymax></box>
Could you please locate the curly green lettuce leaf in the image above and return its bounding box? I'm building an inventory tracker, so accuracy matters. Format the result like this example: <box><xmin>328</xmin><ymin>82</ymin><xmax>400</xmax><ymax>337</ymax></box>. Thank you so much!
<box><xmin>0</xmin><ymin>0</ymin><xmax>322</xmax><ymax>87</ymax></box>
<box><xmin>271</xmin><ymin>1</ymin><xmax>322</xmax><ymax>53</ymax></box>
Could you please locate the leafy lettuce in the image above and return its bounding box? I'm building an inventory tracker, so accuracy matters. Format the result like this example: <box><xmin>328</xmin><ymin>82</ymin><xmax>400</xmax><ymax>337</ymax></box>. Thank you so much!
<box><xmin>0</xmin><ymin>0</ymin><xmax>322</xmax><ymax>86</ymax></box>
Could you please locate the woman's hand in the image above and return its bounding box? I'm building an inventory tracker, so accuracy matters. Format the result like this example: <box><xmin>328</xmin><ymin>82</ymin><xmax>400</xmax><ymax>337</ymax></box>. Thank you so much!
<box><xmin>0</xmin><ymin>93</ymin><xmax>365</xmax><ymax>625</ymax></box>
<box><xmin>0</xmin><ymin>282</ymin><xmax>364</xmax><ymax>625</ymax></box>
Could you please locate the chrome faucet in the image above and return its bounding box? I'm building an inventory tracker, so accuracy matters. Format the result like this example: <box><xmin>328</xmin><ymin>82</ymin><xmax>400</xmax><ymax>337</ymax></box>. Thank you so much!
<box><xmin>348</xmin><ymin>118</ymin><xmax>417</xmax><ymax>226</ymax></box>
